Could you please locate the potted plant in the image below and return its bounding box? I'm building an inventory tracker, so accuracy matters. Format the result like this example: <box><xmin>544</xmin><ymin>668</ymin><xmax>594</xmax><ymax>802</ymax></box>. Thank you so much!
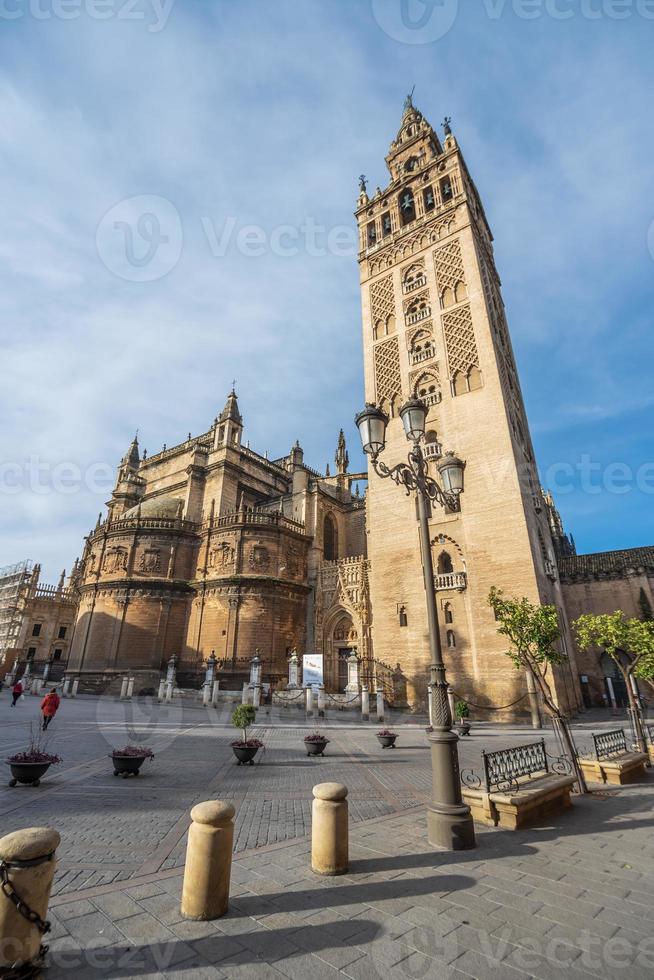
<box><xmin>231</xmin><ymin>705</ymin><xmax>263</xmax><ymax>765</ymax></box>
<box><xmin>376</xmin><ymin>729</ymin><xmax>398</xmax><ymax>749</ymax></box>
<box><xmin>455</xmin><ymin>700</ymin><xmax>471</xmax><ymax>736</ymax></box>
<box><xmin>6</xmin><ymin>730</ymin><xmax>62</xmax><ymax>787</ymax></box>
<box><xmin>304</xmin><ymin>732</ymin><xmax>329</xmax><ymax>757</ymax></box>
<box><xmin>111</xmin><ymin>744</ymin><xmax>155</xmax><ymax>778</ymax></box>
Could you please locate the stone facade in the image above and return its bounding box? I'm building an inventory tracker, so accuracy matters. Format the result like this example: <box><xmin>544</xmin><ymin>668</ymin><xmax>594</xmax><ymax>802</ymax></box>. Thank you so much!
<box><xmin>66</xmin><ymin>397</ymin><xmax>369</xmax><ymax>695</ymax></box>
<box><xmin>4</xmin><ymin>565</ymin><xmax>76</xmax><ymax>683</ymax></box>
<box><xmin>355</xmin><ymin>97</ymin><xmax>580</xmax><ymax>717</ymax></box>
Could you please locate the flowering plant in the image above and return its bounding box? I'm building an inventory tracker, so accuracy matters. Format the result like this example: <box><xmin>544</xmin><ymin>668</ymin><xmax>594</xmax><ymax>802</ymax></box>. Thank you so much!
<box><xmin>111</xmin><ymin>745</ymin><xmax>155</xmax><ymax>759</ymax></box>
<box><xmin>8</xmin><ymin>750</ymin><xmax>62</xmax><ymax>765</ymax></box>
<box><xmin>376</xmin><ymin>729</ymin><xmax>397</xmax><ymax>738</ymax></box>
<box><xmin>303</xmin><ymin>732</ymin><xmax>329</xmax><ymax>743</ymax></box>
<box><xmin>230</xmin><ymin>738</ymin><xmax>264</xmax><ymax>749</ymax></box>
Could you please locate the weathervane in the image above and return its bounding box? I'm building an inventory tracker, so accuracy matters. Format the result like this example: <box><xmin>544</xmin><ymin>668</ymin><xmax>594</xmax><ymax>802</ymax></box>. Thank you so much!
<box><xmin>358</xmin><ymin>174</ymin><xmax>368</xmax><ymax>194</ymax></box>
<box><xmin>442</xmin><ymin>116</ymin><xmax>452</xmax><ymax>136</ymax></box>
<box><xmin>404</xmin><ymin>85</ymin><xmax>416</xmax><ymax>111</ymax></box>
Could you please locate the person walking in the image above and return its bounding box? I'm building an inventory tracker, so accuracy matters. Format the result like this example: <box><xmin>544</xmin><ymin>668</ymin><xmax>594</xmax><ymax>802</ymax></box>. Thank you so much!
<box><xmin>40</xmin><ymin>688</ymin><xmax>61</xmax><ymax>730</ymax></box>
<box><xmin>10</xmin><ymin>679</ymin><xmax>23</xmax><ymax>707</ymax></box>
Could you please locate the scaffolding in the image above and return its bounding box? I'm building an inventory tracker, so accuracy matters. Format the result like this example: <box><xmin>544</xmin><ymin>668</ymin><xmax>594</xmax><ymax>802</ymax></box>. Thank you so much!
<box><xmin>0</xmin><ymin>560</ymin><xmax>34</xmax><ymax>666</ymax></box>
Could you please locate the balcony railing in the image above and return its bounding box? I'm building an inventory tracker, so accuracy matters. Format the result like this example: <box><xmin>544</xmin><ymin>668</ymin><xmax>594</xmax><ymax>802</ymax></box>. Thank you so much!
<box><xmin>435</xmin><ymin>572</ymin><xmax>467</xmax><ymax>591</ymax></box>
<box><xmin>423</xmin><ymin>441</ymin><xmax>443</xmax><ymax>461</ymax></box>
<box><xmin>409</xmin><ymin>347</ymin><xmax>435</xmax><ymax>365</ymax></box>
<box><xmin>406</xmin><ymin>307</ymin><xmax>431</xmax><ymax>326</ymax></box>
<box><xmin>403</xmin><ymin>275</ymin><xmax>427</xmax><ymax>294</ymax></box>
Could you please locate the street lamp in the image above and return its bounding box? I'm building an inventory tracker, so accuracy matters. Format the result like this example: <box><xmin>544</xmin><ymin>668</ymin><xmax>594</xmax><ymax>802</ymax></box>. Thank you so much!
<box><xmin>355</xmin><ymin>400</ymin><xmax>476</xmax><ymax>851</ymax></box>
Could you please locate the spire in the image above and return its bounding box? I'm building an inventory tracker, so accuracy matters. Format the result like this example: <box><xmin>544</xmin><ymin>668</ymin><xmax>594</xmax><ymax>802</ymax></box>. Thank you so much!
<box><xmin>386</xmin><ymin>91</ymin><xmax>442</xmax><ymax>177</ymax></box>
<box><xmin>335</xmin><ymin>430</ymin><xmax>349</xmax><ymax>476</ymax></box>
<box><xmin>57</xmin><ymin>569</ymin><xmax>66</xmax><ymax>592</ymax></box>
<box><xmin>219</xmin><ymin>388</ymin><xmax>243</xmax><ymax>425</ymax></box>
<box><xmin>121</xmin><ymin>433</ymin><xmax>140</xmax><ymax>472</ymax></box>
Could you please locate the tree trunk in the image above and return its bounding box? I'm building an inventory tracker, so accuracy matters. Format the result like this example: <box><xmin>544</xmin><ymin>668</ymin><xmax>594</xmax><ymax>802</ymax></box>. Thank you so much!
<box><xmin>530</xmin><ymin>665</ymin><xmax>588</xmax><ymax>794</ymax></box>
<box><xmin>623</xmin><ymin>666</ymin><xmax>648</xmax><ymax>755</ymax></box>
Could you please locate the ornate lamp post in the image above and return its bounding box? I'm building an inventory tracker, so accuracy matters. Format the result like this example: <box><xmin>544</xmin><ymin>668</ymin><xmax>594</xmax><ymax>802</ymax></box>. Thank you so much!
<box><xmin>355</xmin><ymin>399</ymin><xmax>476</xmax><ymax>851</ymax></box>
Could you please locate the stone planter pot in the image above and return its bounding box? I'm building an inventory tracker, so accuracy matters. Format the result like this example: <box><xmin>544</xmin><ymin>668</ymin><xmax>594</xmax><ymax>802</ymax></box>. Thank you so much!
<box><xmin>456</xmin><ymin>722</ymin><xmax>471</xmax><ymax>737</ymax></box>
<box><xmin>376</xmin><ymin>735</ymin><xmax>398</xmax><ymax>749</ymax></box>
<box><xmin>6</xmin><ymin>761</ymin><xmax>51</xmax><ymax>787</ymax></box>
<box><xmin>232</xmin><ymin>745</ymin><xmax>260</xmax><ymax>766</ymax></box>
<box><xmin>305</xmin><ymin>740</ymin><xmax>328</xmax><ymax>757</ymax></box>
<box><xmin>112</xmin><ymin>755</ymin><xmax>147</xmax><ymax>778</ymax></box>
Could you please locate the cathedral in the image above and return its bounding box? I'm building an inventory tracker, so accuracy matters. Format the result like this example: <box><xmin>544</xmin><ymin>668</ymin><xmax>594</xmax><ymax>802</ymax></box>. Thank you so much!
<box><xmin>54</xmin><ymin>97</ymin><xmax>651</xmax><ymax>715</ymax></box>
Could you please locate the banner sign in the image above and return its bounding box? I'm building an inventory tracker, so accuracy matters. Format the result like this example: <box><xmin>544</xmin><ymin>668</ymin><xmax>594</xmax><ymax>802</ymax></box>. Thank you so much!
<box><xmin>303</xmin><ymin>653</ymin><xmax>323</xmax><ymax>689</ymax></box>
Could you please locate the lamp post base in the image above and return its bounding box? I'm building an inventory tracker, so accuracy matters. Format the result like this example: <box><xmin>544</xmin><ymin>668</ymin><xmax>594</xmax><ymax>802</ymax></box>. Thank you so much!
<box><xmin>427</xmin><ymin>729</ymin><xmax>476</xmax><ymax>851</ymax></box>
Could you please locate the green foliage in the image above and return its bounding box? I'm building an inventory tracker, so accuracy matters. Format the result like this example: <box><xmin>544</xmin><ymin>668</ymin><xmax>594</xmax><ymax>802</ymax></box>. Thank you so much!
<box><xmin>573</xmin><ymin>612</ymin><xmax>654</xmax><ymax>681</ymax></box>
<box><xmin>454</xmin><ymin>699</ymin><xmax>469</xmax><ymax>719</ymax></box>
<box><xmin>488</xmin><ymin>587</ymin><xmax>565</xmax><ymax>671</ymax></box>
<box><xmin>231</xmin><ymin>704</ymin><xmax>256</xmax><ymax>742</ymax></box>
<box><xmin>639</xmin><ymin>588</ymin><xmax>653</xmax><ymax>622</ymax></box>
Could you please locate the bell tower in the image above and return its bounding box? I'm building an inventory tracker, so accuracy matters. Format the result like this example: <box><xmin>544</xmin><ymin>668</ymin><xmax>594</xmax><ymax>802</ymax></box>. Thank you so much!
<box><xmin>356</xmin><ymin>96</ymin><xmax>580</xmax><ymax>716</ymax></box>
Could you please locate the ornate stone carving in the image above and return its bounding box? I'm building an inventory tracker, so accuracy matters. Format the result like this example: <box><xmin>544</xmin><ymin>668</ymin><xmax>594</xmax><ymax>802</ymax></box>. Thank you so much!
<box><xmin>248</xmin><ymin>544</ymin><xmax>270</xmax><ymax>572</ymax></box>
<box><xmin>103</xmin><ymin>547</ymin><xmax>128</xmax><ymax>573</ymax></box>
<box><xmin>208</xmin><ymin>541</ymin><xmax>235</xmax><ymax>569</ymax></box>
<box><xmin>138</xmin><ymin>549</ymin><xmax>162</xmax><ymax>574</ymax></box>
<box><xmin>442</xmin><ymin>304</ymin><xmax>479</xmax><ymax>378</ymax></box>
<box><xmin>374</xmin><ymin>337</ymin><xmax>402</xmax><ymax>409</ymax></box>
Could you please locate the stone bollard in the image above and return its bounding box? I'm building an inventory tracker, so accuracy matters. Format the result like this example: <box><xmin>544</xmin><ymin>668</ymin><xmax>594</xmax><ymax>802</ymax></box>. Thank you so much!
<box><xmin>202</xmin><ymin>684</ymin><xmax>211</xmax><ymax>707</ymax></box>
<box><xmin>0</xmin><ymin>826</ymin><xmax>61</xmax><ymax>972</ymax></box>
<box><xmin>62</xmin><ymin>677</ymin><xmax>71</xmax><ymax>698</ymax></box>
<box><xmin>181</xmin><ymin>801</ymin><xmax>235</xmax><ymax>921</ymax></box>
<box><xmin>126</xmin><ymin>677</ymin><xmax>135</xmax><ymax>700</ymax></box>
<box><xmin>318</xmin><ymin>686</ymin><xmax>326</xmax><ymax>718</ymax></box>
<box><xmin>311</xmin><ymin>783</ymin><xmax>348</xmax><ymax>876</ymax></box>
<box><xmin>71</xmin><ymin>679</ymin><xmax>79</xmax><ymax>698</ymax></box>
<box><xmin>252</xmin><ymin>685</ymin><xmax>261</xmax><ymax>709</ymax></box>
<box><xmin>361</xmin><ymin>685</ymin><xmax>369</xmax><ymax>722</ymax></box>
<box><xmin>30</xmin><ymin>679</ymin><xmax>39</xmax><ymax>696</ymax></box>
<box><xmin>157</xmin><ymin>679</ymin><xmax>166</xmax><ymax>703</ymax></box>
<box><xmin>241</xmin><ymin>682</ymin><xmax>249</xmax><ymax>706</ymax></box>
<box><xmin>119</xmin><ymin>676</ymin><xmax>129</xmax><ymax>700</ymax></box>
<box><xmin>305</xmin><ymin>686</ymin><xmax>314</xmax><ymax>718</ymax></box>
<box><xmin>376</xmin><ymin>690</ymin><xmax>384</xmax><ymax>723</ymax></box>
<box><xmin>211</xmin><ymin>679</ymin><xmax>220</xmax><ymax>708</ymax></box>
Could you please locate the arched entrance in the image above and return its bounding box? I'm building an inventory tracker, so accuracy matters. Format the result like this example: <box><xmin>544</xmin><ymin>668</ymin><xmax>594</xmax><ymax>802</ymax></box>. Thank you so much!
<box><xmin>324</xmin><ymin>611</ymin><xmax>358</xmax><ymax>691</ymax></box>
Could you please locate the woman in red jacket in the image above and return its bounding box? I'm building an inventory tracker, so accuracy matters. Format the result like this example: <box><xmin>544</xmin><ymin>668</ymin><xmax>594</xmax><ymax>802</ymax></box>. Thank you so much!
<box><xmin>40</xmin><ymin>689</ymin><xmax>61</xmax><ymax>730</ymax></box>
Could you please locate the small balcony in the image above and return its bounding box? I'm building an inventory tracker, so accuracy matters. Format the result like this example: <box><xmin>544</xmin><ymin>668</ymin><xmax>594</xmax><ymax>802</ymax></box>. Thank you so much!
<box><xmin>435</xmin><ymin>572</ymin><xmax>467</xmax><ymax>591</ymax></box>
<box><xmin>409</xmin><ymin>347</ymin><xmax>435</xmax><ymax>366</ymax></box>
<box><xmin>403</xmin><ymin>275</ymin><xmax>427</xmax><ymax>294</ymax></box>
<box><xmin>423</xmin><ymin>441</ymin><xmax>443</xmax><ymax>462</ymax></box>
<box><xmin>406</xmin><ymin>307</ymin><xmax>431</xmax><ymax>326</ymax></box>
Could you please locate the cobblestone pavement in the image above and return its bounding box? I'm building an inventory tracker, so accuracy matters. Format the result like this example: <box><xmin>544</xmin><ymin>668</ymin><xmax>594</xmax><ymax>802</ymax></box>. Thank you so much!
<box><xmin>2</xmin><ymin>694</ymin><xmax>653</xmax><ymax>977</ymax></box>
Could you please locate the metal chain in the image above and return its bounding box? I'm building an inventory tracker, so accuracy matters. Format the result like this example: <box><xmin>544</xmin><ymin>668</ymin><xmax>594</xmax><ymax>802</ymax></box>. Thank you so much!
<box><xmin>0</xmin><ymin>861</ymin><xmax>51</xmax><ymax>935</ymax></box>
<box><xmin>451</xmin><ymin>691</ymin><xmax>529</xmax><ymax>711</ymax></box>
<box><xmin>0</xmin><ymin>946</ymin><xmax>48</xmax><ymax>980</ymax></box>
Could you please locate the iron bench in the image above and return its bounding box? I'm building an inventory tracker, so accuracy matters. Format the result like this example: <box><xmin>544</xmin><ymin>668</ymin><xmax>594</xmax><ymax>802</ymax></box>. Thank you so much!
<box><xmin>579</xmin><ymin>729</ymin><xmax>649</xmax><ymax>785</ymax></box>
<box><xmin>461</xmin><ymin>739</ymin><xmax>575</xmax><ymax>830</ymax></box>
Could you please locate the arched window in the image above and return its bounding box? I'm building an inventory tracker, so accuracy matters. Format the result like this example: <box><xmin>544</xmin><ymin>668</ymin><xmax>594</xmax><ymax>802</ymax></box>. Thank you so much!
<box><xmin>455</xmin><ymin>281</ymin><xmax>468</xmax><ymax>303</ymax></box>
<box><xmin>467</xmin><ymin>366</ymin><xmax>482</xmax><ymax>391</ymax></box>
<box><xmin>399</xmin><ymin>606</ymin><xmax>408</xmax><ymax>628</ymax></box>
<box><xmin>447</xmin><ymin>630</ymin><xmax>456</xmax><ymax>649</ymax></box>
<box><xmin>423</xmin><ymin>186</ymin><xmax>435</xmax><ymax>212</ymax></box>
<box><xmin>324</xmin><ymin>514</ymin><xmax>338</xmax><ymax>561</ymax></box>
<box><xmin>438</xmin><ymin>552</ymin><xmax>454</xmax><ymax>575</ymax></box>
<box><xmin>399</xmin><ymin>188</ymin><xmax>416</xmax><ymax>226</ymax></box>
<box><xmin>444</xmin><ymin>603</ymin><xmax>453</xmax><ymax>624</ymax></box>
<box><xmin>406</xmin><ymin>297</ymin><xmax>431</xmax><ymax>324</ymax></box>
<box><xmin>386</xmin><ymin>314</ymin><xmax>396</xmax><ymax>336</ymax></box>
<box><xmin>403</xmin><ymin>264</ymin><xmax>426</xmax><ymax>293</ymax></box>
<box><xmin>441</xmin><ymin>286</ymin><xmax>454</xmax><ymax>309</ymax></box>
<box><xmin>453</xmin><ymin>371</ymin><xmax>468</xmax><ymax>396</ymax></box>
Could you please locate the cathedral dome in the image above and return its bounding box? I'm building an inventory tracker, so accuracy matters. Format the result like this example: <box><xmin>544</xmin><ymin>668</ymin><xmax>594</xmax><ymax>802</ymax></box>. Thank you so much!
<box><xmin>121</xmin><ymin>497</ymin><xmax>184</xmax><ymax>520</ymax></box>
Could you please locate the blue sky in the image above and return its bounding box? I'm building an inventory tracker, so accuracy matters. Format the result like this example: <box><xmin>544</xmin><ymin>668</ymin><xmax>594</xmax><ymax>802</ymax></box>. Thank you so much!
<box><xmin>1</xmin><ymin>0</ymin><xmax>653</xmax><ymax>582</ymax></box>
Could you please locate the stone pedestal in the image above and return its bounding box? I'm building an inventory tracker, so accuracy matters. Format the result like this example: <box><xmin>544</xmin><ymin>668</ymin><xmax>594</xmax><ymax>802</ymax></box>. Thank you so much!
<box><xmin>181</xmin><ymin>801</ymin><xmax>235</xmax><ymax>920</ymax></box>
<box><xmin>345</xmin><ymin>653</ymin><xmax>359</xmax><ymax>693</ymax></box>
<box><xmin>287</xmin><ymin>650</ymin><xmax>299</xmax><ymax>690</ymax></box>
<box><xmin>318</xmin><ymin>686</ymin><xmax>326</xmax><ymax>717</ymax></box>
<box><xmin>361</xmin><ymin>686</ymin><xmax>369</xmax><ymax>722</ymax></box>
<box><xmin>376</xmin><ymin>690</ymin><xmax>384</xmax><ymax>723</ymax></box>
<box><xmin>305</xmin><ymin>686</ymin><xmax>314</xmax><ymax>718</ymax></box>
<box><xmin>0</xmin><ymin>827</ymin><xmax>60</xmax><ymax>971</ymax></box>
<box><xmin>311</xmin><ymin>783</ymin><xmax>349</xmax><ymax>876</ymax></box>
